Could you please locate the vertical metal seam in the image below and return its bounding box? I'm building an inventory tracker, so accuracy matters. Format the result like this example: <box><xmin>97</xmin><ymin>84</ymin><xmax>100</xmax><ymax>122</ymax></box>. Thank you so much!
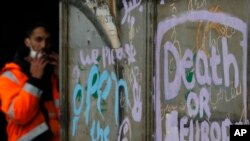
<box><xmin>145</xmin><ymin>0</ymin><xmax>156</xmax><ymax>140</ymax></box>
<box><xmin>60</xmin><ymin>0</ymin><xmax>69</xmax><ymax>140</ymax></box>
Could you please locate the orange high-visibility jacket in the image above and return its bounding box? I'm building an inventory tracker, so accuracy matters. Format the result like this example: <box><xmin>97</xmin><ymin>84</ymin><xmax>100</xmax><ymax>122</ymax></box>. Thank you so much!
<box><xmin>0</xmin><ymin>62</ymin><xmax>60</xmax><ymax>141</ymax></box>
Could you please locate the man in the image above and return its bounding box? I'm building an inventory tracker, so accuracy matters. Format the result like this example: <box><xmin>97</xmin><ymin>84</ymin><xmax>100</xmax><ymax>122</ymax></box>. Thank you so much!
<box><xmin>0</xmin><ymin>22</ymin><xmax>59</xmax><ymax>141</ymax></box>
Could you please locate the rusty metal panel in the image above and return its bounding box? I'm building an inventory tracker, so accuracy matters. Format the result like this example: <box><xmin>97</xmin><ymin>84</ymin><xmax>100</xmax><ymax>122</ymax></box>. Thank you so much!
<box><xmin>154</xmin><ymin>0</ymin><xmax>250</xmax><ymax>140</ymax></box>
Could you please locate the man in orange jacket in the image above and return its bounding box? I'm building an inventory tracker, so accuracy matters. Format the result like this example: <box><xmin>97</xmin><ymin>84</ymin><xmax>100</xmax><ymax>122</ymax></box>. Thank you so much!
<box><xmin>0</xmin><ymin>22</ymin><xmax>60</xmax><ymax>141</ymax></box>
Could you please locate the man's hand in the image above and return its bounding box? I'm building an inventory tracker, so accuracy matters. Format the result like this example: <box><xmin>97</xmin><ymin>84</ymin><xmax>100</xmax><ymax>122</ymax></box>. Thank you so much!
<box><xmin>48</xmin><ymin>52</ymin><xmax>59</xmax><ymax>78</ymax></box>
<box><xmin>30</xmin><ymin>52</ymin><xmax>48</xmax><ymax>79</ymax></box>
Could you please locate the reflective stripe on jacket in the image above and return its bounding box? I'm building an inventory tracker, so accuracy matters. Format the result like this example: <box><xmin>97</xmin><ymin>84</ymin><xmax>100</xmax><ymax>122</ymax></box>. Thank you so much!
<box><xmin>0</xmin><ymin>62</ymin><xmax>59</xmax><ymax>141</ymax></box>
<box><xmin>52</xmin><ymin>75</ymin><xmax>60</xmax><ymax>118</ymax></box>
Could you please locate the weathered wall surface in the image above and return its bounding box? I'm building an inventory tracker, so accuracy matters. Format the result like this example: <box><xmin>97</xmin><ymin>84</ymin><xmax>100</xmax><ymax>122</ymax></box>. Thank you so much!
<box><xmin>155</xmin><ymin>0</ymin><xmax>250</xmax><ymax>141</ymax></box>
<box><xmin>66</xmin><ymin>0</ymin><xmax>150</xmax><ymax>140</ymax></box>
<box><xmin>61</xmin><ymin>0</ymin><xmax>250</xmax><ymax>140</ymax></box>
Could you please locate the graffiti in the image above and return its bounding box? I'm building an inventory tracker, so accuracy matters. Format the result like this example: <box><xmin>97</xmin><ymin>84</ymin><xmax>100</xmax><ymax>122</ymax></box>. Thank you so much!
<box><xmin>139</xmin><ymin>5</ymin><xmax>143</xmax><ymax>12</ymax></box>
<box><xmin>84</xmin><ymin>65</ymin><xmax>131</xmax><ymax>124</ymax></box>
<box><xmin>227</xmin><ymin>84</ymin><xmax>241</xmax><ymax>102</ymax></box>
<box><xmin>161</xmin><ymin>105</ymin><xmax>177</xmax><ymax>120</ymax></box>
<box><xmin>72</xmin><ymin>84</ymin><xmax>85</xmax><ymax>136</ymax></box>
<box><xmin>170</xmin><ymin>2</ymin><xmax>177</xmax><ymax>16</ymax></box>
<box><xmin>234</xmin><ymin>109</ymin><xmax>250</xmax><ymax>125</ymax></box>
<box><xmin>70</xmin><ymin>0</ymin><xmax>144</xmax><ymax>139</ymax></box>
<box><xmin>163</xmin><ymin>37</ymin><xmax>239</xmax><ymax>100</ymax></box>
<box><xmin>188</xmin><ymin>0</ymin><xmax>206</xmax><ymax>11</ymax></box>
<box><xmin>164</xmin><ymin>110</ymin><xmax>232</xmax><ymax>141</ymax></box>
<box><xmin>155</xmin><ymin>10</ymin><xmax>247</xmax><ymax>141</ymax></box>
<box><xmin>71</xmin><ymin>11</ymin><xmax>141</xmax><ymax>136</ymax></box>
<box><xmin>90</xmin><ymin>120</ymin><xmax>110</xmax><ymax>141</ymax></box>
<box><xmin>122</xmin><ymin>66</ymin><xmax>142</xmax><ymax>85</ymax></box>
<box><xmin>78</xmin><ymin>45</ymin><xmax>137</xmax><ymax>68</ymax></box>
<box><xmin>121</xmin><ymin>0</ymin><xmax>143</xmax><ymax>40</ymax></box>
<box><xmin>103</xmin><ymin>45</ymin><xmax>136</xmax><ymax>68</ymax></box>
<box><xmin>186</xmin><ymin>87</ymin><xmax>211</xmax><ymax>118</ymax></box>
<box><xmin>118</xmin><ymin>117</ymin><xmax>132</xmax><ymax>141</ymax></box>
<box><xmin>71</xmin><ymin>64</ymin><xmax>131</xmax><ymax>136</ymax></box>
<box><xmin>131</xmin><ymin>69</ymin><xmax>142</xmax><ymax>122</ymax></box>
<box><xmin>124</xmin><ymin>43</ymin><xmax>136</xmax><ymax>64</ymax></box>
<box><xmin>121</xmin><ymin>1</ymin><xmax>143</xmax><ymax>40</ymax></box>
<box><xmin>209</xmin><ymin>82</ymin><xmax>242</xmax><ymax>109</ymax></box>
<box><xmin>168</xmin><ymin>1</ymin><xmax>182</xmax><ymax>73</ymax></box>
<box><xmin>164</xmin><ymin>111</ymin><xmax>179</xmax><ymax>141</ymax></box>
<box><xmin>120</xmin><ymin>65</ymin><xmax>143</xmax><ymax>121</ymax></box>
<box><xmin>121</xmin><ymin>0</ymin><xmax>142</xmax><ymax>24</ymax></box>
<box><xmin>80</xmin><ymin>49</ymin><xmax>100</xmax><ymax>66</ymax></box>
<box><xmin>128</xmin><ymin>17</ymin><xmax>135</xmax><ymax>41</ymax></box>
<box><xmin>195</xmin><ymin>6</ymin><xmax>236</xmax><ymax>57</ymax></box>
<box><xmin>160</xmin><ymin>0</ymin><xmax>165</xmax><ymax>5</ymax></box>
<box><xmin>72</xmin><ymin>65</ymin><xmax>81</xmax><ymax>84</ymax></box>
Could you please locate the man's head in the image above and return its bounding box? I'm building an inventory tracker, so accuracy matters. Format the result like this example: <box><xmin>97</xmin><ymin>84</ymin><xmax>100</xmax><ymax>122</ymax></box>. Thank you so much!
<box><xmin>24</xmin><ymin>22</ymin><xmax>51</xmax><ymax>58</ymax></box>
